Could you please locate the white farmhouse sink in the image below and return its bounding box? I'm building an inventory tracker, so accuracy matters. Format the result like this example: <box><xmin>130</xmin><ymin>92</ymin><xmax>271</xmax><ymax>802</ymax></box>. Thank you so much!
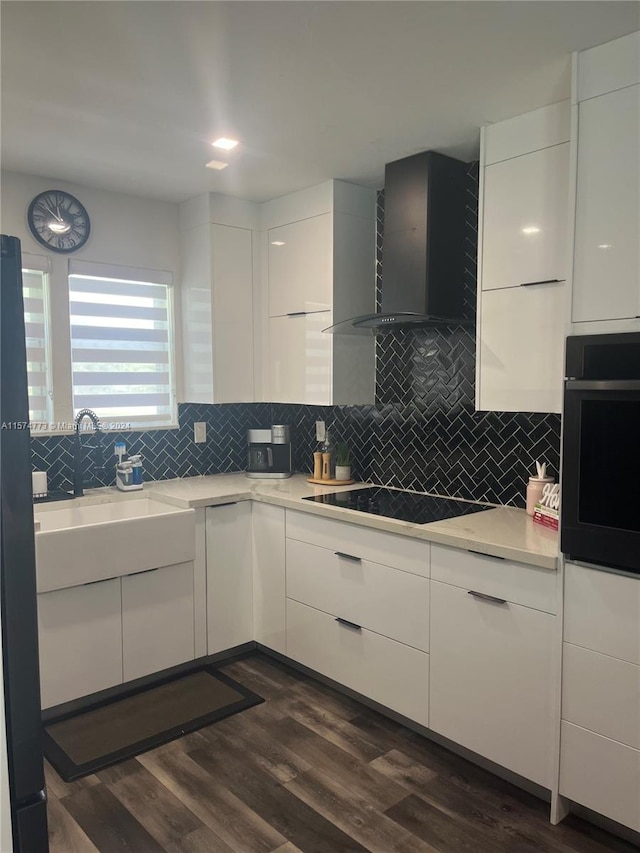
<box><xmin>35</xmin><ymin>498</ymin><xmax>195</xmax><ymax>593</ymax></box>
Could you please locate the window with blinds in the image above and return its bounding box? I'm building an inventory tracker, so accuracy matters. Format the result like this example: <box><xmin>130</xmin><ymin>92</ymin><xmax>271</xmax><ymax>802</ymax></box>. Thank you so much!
<box><xmin>22</xmin><ymin>262</ymin><xmax>52</xmax><ymax>424</ymax></box>
<box><xmin>68</xmin><ymin>261</ymin><xmax>176</xmax><ymax>428</ymax></box>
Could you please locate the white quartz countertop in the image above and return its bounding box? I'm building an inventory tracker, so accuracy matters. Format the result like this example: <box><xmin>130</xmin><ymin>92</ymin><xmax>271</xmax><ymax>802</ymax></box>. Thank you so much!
<box><xmin>41</xmin><ymin>473</ymin><xmax>558</xmax><ymax>570</ymax></box>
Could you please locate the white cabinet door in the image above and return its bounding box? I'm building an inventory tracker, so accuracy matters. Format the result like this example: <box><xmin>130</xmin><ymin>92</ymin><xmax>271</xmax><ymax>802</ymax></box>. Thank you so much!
<box><xmin>429</xmin><ymin>579</ymin><xmax>555</xmax><ymax>787</ymax></box>
<box><xmin>37</xmin><ymin>579</ymin><xmax>122</xmax><ymax>709</ymax></box>
<box><xmin>482</xmin><ymin>143</ymin><xmax>569</xmax><ymax>291</ymax></box>
<box><xmin>211</xmin><ymin>224</ymin><xmax>255</xmax><ymax>403</ymax></box>
<box><xmin>252</xmin><ymin>503</ymin><xmax>286</xmax><ymax>654</ymax></box>
<box><xmin>206</xmin><ymin>502</ymin><xmax>253</xmax><ymax>655</ymax></box>
<box><xmin>268</xmin><ymin>214</ymin><xmax>332</xmax><ymax>317</ymax></box>
<box><xmin>478</xmin><ymin>281</ymin><xmax>566</xmax><ymax>412</ymax></box>
<box><xmin>181</xmin><ymin>222</ymin><xmax>255</xmax><ymax>405</ymax></box>
<box><xmin>267</xmin><ymin>311</ymin><xmax>332</xmax><ymax>404</ymax></box>
<box><xmin>573</xmin><ymin>84</ymin><xmax>640</xmax><ymax>323</ymax></box>
<box><xmin>121</xmin><ymin>563</ymin><xmax>195</xmax><ymax>683</ymax></box>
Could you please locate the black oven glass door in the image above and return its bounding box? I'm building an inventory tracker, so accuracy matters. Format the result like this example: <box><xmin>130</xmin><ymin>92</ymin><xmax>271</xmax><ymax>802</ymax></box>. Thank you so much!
<box><xmin>562</xmin><ymin>388</ymin><xmax>640</xmax><ymax>574</ymax></box>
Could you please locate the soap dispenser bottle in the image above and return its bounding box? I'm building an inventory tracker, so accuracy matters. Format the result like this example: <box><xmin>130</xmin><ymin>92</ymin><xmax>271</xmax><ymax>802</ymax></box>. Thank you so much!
<box><xmin>129</xmin><ymin>454</ymin><xmax>143</xmax><ymax>487</ymax></box>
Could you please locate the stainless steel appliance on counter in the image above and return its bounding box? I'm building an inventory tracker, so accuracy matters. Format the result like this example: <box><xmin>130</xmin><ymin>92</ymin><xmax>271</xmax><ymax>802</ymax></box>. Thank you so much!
<box><xmin>246</xmin><ymin>425</ymin><xmax>292</xmax><ymax>479</ymax></box>
<box><xmin>562</xmin><ymin>331</ymin><xmax>640</xmax><ymax>577</ymax></box>
<box><xmin>0</xmin><ymin>235</ymin><xmax>50</xmax><ymax>850</ymax></box>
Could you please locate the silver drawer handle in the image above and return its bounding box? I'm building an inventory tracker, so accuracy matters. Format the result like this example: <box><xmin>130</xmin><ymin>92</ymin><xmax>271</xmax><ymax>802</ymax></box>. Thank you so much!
<box><xmin>336</xmin><ymin>617</ymin><xmax>362</xmax><ymax>631</ymax></box>
<box><xmin>334</xmin><ymin>551</ymin><xmax>361</xmax><ymax>563</ymax></box>
<box><xmin>468</xmin><ymin>590</ymin><xmax>507</xmax><ymax>605</ymax></box>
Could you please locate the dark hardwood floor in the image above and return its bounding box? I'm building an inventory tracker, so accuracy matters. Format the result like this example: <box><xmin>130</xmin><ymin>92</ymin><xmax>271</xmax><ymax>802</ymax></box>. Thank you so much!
<box><xmin>46</xmin><ymin>654</ymin><xmax>639</xmax><ymax>853</ymax></box>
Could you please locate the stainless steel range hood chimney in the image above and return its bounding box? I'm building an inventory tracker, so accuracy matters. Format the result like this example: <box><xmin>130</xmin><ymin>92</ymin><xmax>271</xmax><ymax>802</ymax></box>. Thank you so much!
<box><xmin>325</xmin><ymin>150</ymin><xmax>470</xmax><ymax>334</ymax></box>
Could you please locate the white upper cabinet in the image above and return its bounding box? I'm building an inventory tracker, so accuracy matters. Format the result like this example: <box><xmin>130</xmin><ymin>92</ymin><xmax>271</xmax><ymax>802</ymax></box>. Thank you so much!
<box><xmin>482</xmin><ymin>143</ymin><xmax>569</xmax><ymax>291</ymax></box>
<box><xmin>479</xmin><ymin>284</ymin><xmax>566</xmax><ymax>413</ymax></box>
<box><xmin>267</xmin><ymin>311</ymin><xmax>332</xmax><ymax>405</ymax></box>
<box><xmin>477</xmin><ymin>101</ymin><xmax>570</xmax><ymax>413</ymax></box>
<box><xmin>268</xmin><ymin>214</ymin><xmax>333</xmax><ymax>316</ymax></box>
<box><xmin>573</xmin><ymin>87</ymin><xmax>640</xmax><ymax>323</ymax></box>
<box><xmin>181</xmin><ymin>194</ymin><xmax>258</xmax><ymax>404</ymax></box>
<box><xmin>260</xmin><ymin>180</ymin><xmax>376</xmax><ymax>405</ymax></box>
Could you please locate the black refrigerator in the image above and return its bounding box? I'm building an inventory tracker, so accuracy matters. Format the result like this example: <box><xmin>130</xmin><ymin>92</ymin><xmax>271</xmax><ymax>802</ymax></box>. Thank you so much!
<box><xmin>0</xmin><ymin>235</ymin><xmax>49</xmax><ymax>850</ymax></box>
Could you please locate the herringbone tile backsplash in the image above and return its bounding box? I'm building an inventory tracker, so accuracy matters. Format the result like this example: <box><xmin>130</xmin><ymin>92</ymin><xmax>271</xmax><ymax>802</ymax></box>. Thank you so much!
<box><xmin>31</xmin><ymin>162</ymin><xmax>561</xmax><ymax>507</ymax></box>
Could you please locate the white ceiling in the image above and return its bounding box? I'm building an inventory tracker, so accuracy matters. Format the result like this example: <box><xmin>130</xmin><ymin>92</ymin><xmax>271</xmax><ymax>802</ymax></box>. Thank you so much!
<box><xmin>1</xmin><ymin>1</ymin><xmax>638</xmax><ymax>203</ymax></box>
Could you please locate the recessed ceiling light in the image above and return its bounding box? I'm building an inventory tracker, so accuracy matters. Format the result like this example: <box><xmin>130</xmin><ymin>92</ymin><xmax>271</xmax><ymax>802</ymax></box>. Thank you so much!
<box><xmin>206</xmin><ymin>159</ymin><xmax>229</xmax><ymax>171</ymax></box>
<box><xmin>521</xmin><ymin>226</ymin><xmax>541</xmax><ymax>235</ymax></box>
<box><xmin>270</xmin><ymin>241</ymin><xmax>286</xmax><ymax>246</ymax></box>
<box><xmin>212</xmin><ymin>137</ymin><xmax>239</xmax><ymax>150</ymax></box>
<box><xmin>597</xmin><ymin>243</ymin><xmax>613</xmax><ymax>249</ymax></box>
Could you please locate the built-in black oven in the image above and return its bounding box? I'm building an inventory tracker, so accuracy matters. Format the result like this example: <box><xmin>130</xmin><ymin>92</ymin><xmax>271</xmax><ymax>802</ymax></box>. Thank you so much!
<box><xmin>561</xmin><ymin>332</ymin><xmax>640</xmax><ymax>576</ymax></box>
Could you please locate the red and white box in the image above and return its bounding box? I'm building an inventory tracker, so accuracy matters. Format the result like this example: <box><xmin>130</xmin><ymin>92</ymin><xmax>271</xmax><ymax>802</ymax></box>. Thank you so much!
<box><xmin>533</xmin><ymin>503</ymin><xmax>559</xmax><ymax>531</ymax></box>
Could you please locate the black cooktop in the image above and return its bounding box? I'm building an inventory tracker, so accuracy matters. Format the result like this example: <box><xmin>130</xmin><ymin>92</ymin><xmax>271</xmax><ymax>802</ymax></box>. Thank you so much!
<box><xmin>302</xmin><ymin>487</ymin><xmax>493</xmax><ymax>525</ymax></box>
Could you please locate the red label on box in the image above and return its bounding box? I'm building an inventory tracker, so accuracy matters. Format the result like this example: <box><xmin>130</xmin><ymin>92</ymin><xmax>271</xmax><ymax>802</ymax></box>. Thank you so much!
<box><xmin>533</xmin><ymin>507</ymin><xmax>559</xmax><ymax>531</ymax></box>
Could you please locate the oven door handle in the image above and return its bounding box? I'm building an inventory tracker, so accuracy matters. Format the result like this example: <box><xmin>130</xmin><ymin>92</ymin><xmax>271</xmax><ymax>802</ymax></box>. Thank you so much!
<box><xmin>565</xmin><ymin>379</ymin><xmax>640</xmax><ymax>392</ymax></box>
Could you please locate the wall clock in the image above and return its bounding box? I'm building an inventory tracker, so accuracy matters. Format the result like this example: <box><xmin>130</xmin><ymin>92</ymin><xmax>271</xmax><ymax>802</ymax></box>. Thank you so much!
<box><xmin>27</xmin><ymin>190</ymin><xmax>91</xmax><ymax>253</ymax></box>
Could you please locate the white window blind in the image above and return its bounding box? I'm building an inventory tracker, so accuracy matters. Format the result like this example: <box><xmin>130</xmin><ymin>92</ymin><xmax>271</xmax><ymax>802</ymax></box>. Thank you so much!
<box><xmin>21</xmin><ymin>255</ymin><xmax>52</xmax><ymax>424</ymax></box>
<box><xmin>68</xmin><ymin>261</ymin><xmax>176</xmax><ymax>428</ymax></box>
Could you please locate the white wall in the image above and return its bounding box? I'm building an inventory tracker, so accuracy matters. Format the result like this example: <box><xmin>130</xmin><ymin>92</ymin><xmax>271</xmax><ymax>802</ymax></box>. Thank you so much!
<box><xmin>0</xmin><ymin>171</ymin><xmax>184</xmax><ymax>420</ymax></box>
<box><xmin>0</xmin><ymin>170</ymin><xmax>180</xmax><ymax>270</ymax></box>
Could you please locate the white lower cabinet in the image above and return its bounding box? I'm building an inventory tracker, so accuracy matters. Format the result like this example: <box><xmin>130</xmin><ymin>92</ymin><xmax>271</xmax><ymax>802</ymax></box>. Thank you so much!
<box><xmin>206</xmin><ymin>502</ymin><xmax>253</xmax><ymax>655</ymax></box>
<box><xmin>286</xmin><ymin>598</ymin><xmax>429</xmax><ymax>726</ymax></box>
<box><xmin>283</xmin><ymin>510</ymin><xmax>429</xmax><ymax>726</ymax></box>
<box><xmin>121</xmin><ymin>563</ymin><xmax>195</xmax><ymax>683</ymax></box>
<box><xmin>429</xmin><ymin>579</ymin><xmax>555</xmax><ymax>788</ymax></box>
<box><xmin>37</xmin><ymin>579</ymin><xmax>123</xmax><ymax>709</ymax></box>
<box><xmin>560</xmin><ymin>722</ymin><xmax>640</xmax><ymax>833</ymax></box>
<box><xmin>564</xmin><ymin>562</ymin><xmax>640</xmax><ymax>665</ymax></box>
<box><xmin>286</xmin><ymin>537</ymin><xmax>430</xmax><ymax>651</ymax></box>
<box><xmin>560</xmin><ymin>563</ymin><xmax>640</xmax><ymax>831</ymax></box>
<box><xmin>562</xmin><ymin>643</ymin><xmax>640</xmax><ymax>751</ymax></box>
<box><xmin>252</xmin><ymin>503</ymin><xmax>286</xmax><ymax>654</ymax></box>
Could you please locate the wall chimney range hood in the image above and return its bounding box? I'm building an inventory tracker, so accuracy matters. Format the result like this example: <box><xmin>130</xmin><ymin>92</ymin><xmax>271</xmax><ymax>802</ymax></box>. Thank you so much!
<box><xmin>325</xmin><ymin>150</ymin><xmax>469</xmax><ymax>334</ymax></box>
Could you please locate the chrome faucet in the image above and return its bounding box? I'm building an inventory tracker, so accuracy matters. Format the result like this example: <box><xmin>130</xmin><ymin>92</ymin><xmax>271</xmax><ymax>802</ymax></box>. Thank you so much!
<box><xmin>72</xmin><ymin>409</ymin><xmax>105</xmax><ymax>496</ymax></box>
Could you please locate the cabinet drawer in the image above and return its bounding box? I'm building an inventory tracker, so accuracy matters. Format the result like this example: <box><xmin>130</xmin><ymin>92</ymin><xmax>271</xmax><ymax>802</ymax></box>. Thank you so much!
<box><xmin>430</xmin><ymin>580</ymin><xmax>555</xmax><ymax>788</ymax></box>
<box><xmin>560</xmin><ymin>721</ymin><xmax>640</xmax><ymax>832</ymax></box>
<box><xmin>286</xmin><ymin>538</ymin><xmax>429</xmax><ymax>651</ymax></box>
<box><xmin>564</xmin><ymin>563</ymin><xmax>640</xmax><ymax>664</ymax></box>
<box><xmin>286</xmin><ymin>598</ymin><xmax>429</xmax><ymax>727</ymax></box>
<box><xmin>431</xmin><ymin>544</ymin><xmax>556</xmax><ymax>613</ymax></box>
<box><xmin>286</xmin><ymin>510</ymin><xmax>429</xmax><ymax>577</ymax></box>
<box><xmin>562</xmin><ymin>643</ymin><xmax>640</xmax><ymax>750</ymax></box>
